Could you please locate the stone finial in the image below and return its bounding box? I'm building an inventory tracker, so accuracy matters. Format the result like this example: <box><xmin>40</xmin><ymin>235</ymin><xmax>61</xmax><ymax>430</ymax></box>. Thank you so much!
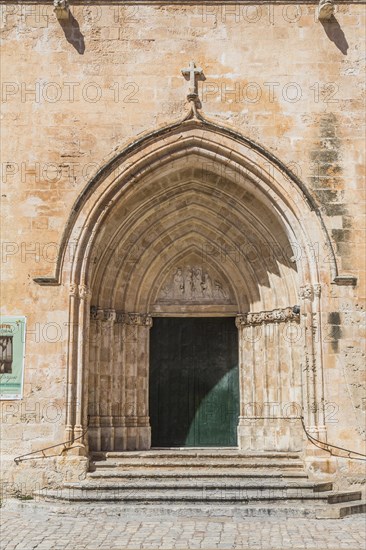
<box><xmin>317</xmin><ymin>0</ymin><xmax>335</xmax><ymax>21</ymax></box>
<box><xmin>54</xmin><ymin>0</ymin><xmax>70</xmax><ymax>20</ymax></box>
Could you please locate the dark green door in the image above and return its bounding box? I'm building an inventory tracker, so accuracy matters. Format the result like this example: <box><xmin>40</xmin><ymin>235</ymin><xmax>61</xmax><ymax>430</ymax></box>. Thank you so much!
<box><xmin>149</xmin><ymin>317</ymin><xmax>239</xmax><ymax>447</ymax></box>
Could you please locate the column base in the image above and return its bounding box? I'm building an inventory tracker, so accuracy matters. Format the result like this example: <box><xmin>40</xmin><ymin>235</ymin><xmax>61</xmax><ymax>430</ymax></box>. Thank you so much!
<box><xmin>237</xmin><ymin>417</ymin><xmax>303</xmax><ymax>452</ymax></box>
<box><xmin>62</xmin><ymin>442</ymin><xmax>88</xmax><ymax>457</ymax></box>
<box><xmin>56</xmin><ymin>454</ymin><xmax>89</xmax><ymax>483</ymax></box>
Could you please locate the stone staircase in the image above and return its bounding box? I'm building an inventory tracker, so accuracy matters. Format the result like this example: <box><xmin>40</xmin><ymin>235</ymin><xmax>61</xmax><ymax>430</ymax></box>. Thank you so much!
<box><xmin>36</xmin><ymin>450</ymin><xmax>366</xmax><ymax>518</ymax></box>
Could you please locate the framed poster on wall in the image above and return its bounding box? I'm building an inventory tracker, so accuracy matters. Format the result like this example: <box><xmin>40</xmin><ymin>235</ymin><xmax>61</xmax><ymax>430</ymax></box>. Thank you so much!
<box><xmin>0</xmin><ymin>316</ymin><xmax>26</xmax><ymax>400</ymax></box>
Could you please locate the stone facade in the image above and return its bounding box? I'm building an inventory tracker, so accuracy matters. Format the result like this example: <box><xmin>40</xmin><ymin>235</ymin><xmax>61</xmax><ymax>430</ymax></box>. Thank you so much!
<box><xmin>1</xmin><ymin>1</ymin><xmax>365</xmax><ymax>494</ymax></box>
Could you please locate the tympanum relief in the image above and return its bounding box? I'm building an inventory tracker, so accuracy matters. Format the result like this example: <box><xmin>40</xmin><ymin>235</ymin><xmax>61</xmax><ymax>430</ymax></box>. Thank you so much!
<box><xmin>157</xmin><ymin>266</ymin><xmax>231</xmax><ymax>303</ymax></box>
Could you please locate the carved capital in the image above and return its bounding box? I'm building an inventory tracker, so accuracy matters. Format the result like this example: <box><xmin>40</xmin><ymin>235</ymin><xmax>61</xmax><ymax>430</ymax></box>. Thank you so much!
<box><xmin>69</xmin><ymin>283</ymin><xmax>78</xmax><ymax>297</ymax></box>
<box><xmin>299</xmin><ymin>284</ymin><xmax>313</xmax><ymax>301</ymax></box>
<box><xmin>117</xmin><ymin>313</ymin><xmax>153</xmax><ymax>327</ymax></box>
<box><xmin>235</xmin><ymin>315</ymin><xmax>247</xmax><ymax>329</ymax></box>
<box><xmin>105</xmin><ymin>309</ymin><xmax>116</xmax><ymax>322</ymax></box>
<box><xmin>313</xmin><ymin>284</ymin><xmax>321</xmax><ymax>298</ymax></box>
<box><xmin>78</xmin><ymin>284</ymin><xmax>91</xmax><ymax>301</ymax></box>
<box><xmin>90</xmin><ymin>306</ymin><xmax>106</xmax><ymax>321</ymax></box>
<box><xmin>96</xmin><ymin>307</ymin><xmax>105</xmax><ymax>321</ymax></box>
<box><xmin>236</xmin><ymin>307</ymin><xmax>300</xmax><ymax>327</ymax></box>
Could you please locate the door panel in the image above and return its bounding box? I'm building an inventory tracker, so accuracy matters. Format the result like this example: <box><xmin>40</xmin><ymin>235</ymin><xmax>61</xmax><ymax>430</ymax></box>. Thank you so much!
<box><xmin>149</xmin><ymin>317</ymin><xmax>239</xmax><ymax>447</ymax></box>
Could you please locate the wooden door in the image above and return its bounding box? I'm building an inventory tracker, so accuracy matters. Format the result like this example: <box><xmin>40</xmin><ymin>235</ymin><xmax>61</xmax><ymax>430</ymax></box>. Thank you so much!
<box><xmin>149</xmin><ymin>317</ymin><xmax>239</xmax><ymax>447</ymax></box>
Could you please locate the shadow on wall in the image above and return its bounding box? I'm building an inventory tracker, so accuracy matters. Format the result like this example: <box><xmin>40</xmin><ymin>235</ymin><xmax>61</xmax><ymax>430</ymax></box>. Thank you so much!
<box><xmin>320</xmin><ymin>15</ymin><xmax>349</xmax><ymax>55</ymax></box>
<box><xmin>59</xmin><ymin>12</ymin><xmax>85</xmax><ymax>54</ymax></box>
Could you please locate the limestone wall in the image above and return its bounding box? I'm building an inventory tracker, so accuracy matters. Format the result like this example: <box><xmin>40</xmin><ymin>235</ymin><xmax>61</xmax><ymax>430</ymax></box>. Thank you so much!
<box><xmin>1</xmin><ymin>1</ymin><xmax>365</xmax><ymax>493</ymax></box>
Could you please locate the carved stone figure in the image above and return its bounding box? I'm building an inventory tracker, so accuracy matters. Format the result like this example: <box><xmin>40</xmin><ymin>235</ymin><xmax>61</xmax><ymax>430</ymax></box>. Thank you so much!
<box><xmin>192</xmin><ymin>267</ymin><xmax>203</xmax><ymax>297</ymax></box>
<box><xmin>214</xmin><ymin>280</ymin><xmax>227</xmax><ymax>300</ymax></box>
<box><xmin>184</xmin><ymin>268</ymin><xmax>193</xmax><ymax>300</ymax></box>
<box><xmin>157</xmin><ymin>265</ymin><xmax>229</xmax><ymax>303</ymax></box>
<box><xmin>203</xmin><ymin>272</ymin><xmax>213</xmax><ymax>299</ymax></box>
<box><xmin>173</xmin><ymin>268</ymin><xmax>184</xmax><ymax>298</ymax></box>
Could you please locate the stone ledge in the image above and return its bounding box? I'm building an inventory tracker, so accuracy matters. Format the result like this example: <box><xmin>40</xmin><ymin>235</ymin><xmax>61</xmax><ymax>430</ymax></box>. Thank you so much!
<box><xmin>332</xmin><ymin>275</ymin><xmax>358</xmax><ymax>286</ymax></box>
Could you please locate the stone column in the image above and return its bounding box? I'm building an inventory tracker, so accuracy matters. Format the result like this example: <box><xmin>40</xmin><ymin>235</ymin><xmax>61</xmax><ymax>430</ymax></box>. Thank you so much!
<box><xmin>236</xmin><ymin>307</ymin><xmax>302</xmax><ymax>452</ymax></box>
<box><xmin>299</xmin><ymin>284</ymin><xmax>318</xmax><ymax>433</ymax></box>
<box><xmin>113</xmin><ymin>318</ymin><xmax>125</xmax><ymax>450</ymax></box>
<box><xmin>120</xmin><ymin>313</ymin><xmax>152</xmax><ymax>450</ymax></box>
<box><xmin>65</xmin><ymin>283</ymin><xmax>78</xmax><ymax>443</ymax></box>
<box><xmin>300</xmin><ymin>284</ymin><xmax>333</xmax><ymax>474</ymax></box>
<box><xmin>74</xmin><ymin>284</ymin><xmax>91</xmax><ymax>446</ymax></box>
<box><xmin>300</xmin><ymin>283</ymin><xmax>328</xmax><ymax>445</ymax></box>
<box><xmin>88</xmin><ymin>306</ymin><xmax>104</xmax><ymax>451</ymax></box>
<box><xmin>104</xmin><ymin>309</ymin><xmax>117</xmax><ymax>450</ymax></box>
<box><xmin>236</xmin><ymin>315</ymin><xmax>257</xmax><ymax>448</ymax></box>
<box><xmin>313</xmin><ymin>283</ymin><xmax>326</xmax><ymax>438</ymax></box>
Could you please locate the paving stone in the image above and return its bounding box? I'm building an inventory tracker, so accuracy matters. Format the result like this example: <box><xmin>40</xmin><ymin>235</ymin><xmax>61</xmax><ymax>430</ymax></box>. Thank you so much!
<box><xmin>1</xmin><ymin>502</ymin><xmax>365</xmax><ymax>550</ymax></box>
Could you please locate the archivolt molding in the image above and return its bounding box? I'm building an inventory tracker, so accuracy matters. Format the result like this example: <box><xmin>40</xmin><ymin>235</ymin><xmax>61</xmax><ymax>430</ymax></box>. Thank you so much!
<box><xmin>33</xmin><ymin>116</ymin><xmax>340</xmax><ymax>289</ymax></box>
<box><xmin>88</xmin><ymin>175</ymin><xmax>297</xmax><ymax>311</ymax></box>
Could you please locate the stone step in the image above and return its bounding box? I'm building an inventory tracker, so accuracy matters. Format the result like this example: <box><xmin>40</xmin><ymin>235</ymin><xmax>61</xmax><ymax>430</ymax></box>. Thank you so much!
<box><xmin>25</xmin><ymin>497</ymin><xmax>366</xmax><ymax>519</ymax></box>
<box><xmin>317</xmin><ymin>499</ymin><xmax>366</xmax><ymax>519</ymax></box>
<box><xmin>88</xmin><ymin>469</ymin><xmax>309</xmax><ymax>479</ymax></box>
<box><xmin>93</xmin><ymin>460</ymin><xmax>305</xmax><ymax>469</ymax></box>
<box><xmin>66</xmin><ymin>480</ymin><xmax>332</xmax><ymax>492</ymax></box>
<box><xmin>20</xmin><ymin>499</ymin><xmax>328</xmax><ymax>518</ymax></box>
<box><xmin>34</xmin><ymin>488</ymin><xmax>361</xmax><ymax>506</ymax></box>
<box><xmin>92</xmin><ymin>450</ymin><xmax>301</xmax><ymax>459</ymax></box>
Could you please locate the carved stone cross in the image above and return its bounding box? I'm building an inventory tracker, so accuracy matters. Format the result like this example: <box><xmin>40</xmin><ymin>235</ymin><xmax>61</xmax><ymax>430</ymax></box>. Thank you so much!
<box><xmin>181</xmin><ymin>61</ymin><xmax>204</xmax><ymax>101</ymax></box>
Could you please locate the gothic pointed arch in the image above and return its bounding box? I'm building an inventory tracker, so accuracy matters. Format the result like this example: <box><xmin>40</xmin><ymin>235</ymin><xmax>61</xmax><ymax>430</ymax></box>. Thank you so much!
<box><xmin>33</xmin><ymin>116</ymin><xmax>345</xmax><ymax>453</ymax></box>
<box><xmin>34</xmin><ymin>116</ymin><xmax>340</xmax><ymax>289</ymax></box>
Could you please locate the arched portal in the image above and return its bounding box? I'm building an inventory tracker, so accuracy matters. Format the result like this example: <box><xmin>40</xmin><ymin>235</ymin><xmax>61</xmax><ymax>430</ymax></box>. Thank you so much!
<box><xmin>40</xmin><ymin>118</ymin><xmax>337</xmax><ymax>454</ymax></box>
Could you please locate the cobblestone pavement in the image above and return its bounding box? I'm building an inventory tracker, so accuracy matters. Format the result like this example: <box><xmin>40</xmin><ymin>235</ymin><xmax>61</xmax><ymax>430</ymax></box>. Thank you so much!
<box><xmin>0</xmin><ymin>502</ymin><xmax>365</xmax><ymax>550</ymax></box>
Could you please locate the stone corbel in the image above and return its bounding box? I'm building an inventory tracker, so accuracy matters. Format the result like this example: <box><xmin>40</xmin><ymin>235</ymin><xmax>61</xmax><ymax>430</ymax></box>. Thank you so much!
<box><xmin>317</xmin><ymin>0</ymin><xmax>335</xmax><ymax>21</ymax></box>
<box><xmin>54</xmin><ymin>0</ymin><xmax>70</xmax><ymax>20</ymax></box>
